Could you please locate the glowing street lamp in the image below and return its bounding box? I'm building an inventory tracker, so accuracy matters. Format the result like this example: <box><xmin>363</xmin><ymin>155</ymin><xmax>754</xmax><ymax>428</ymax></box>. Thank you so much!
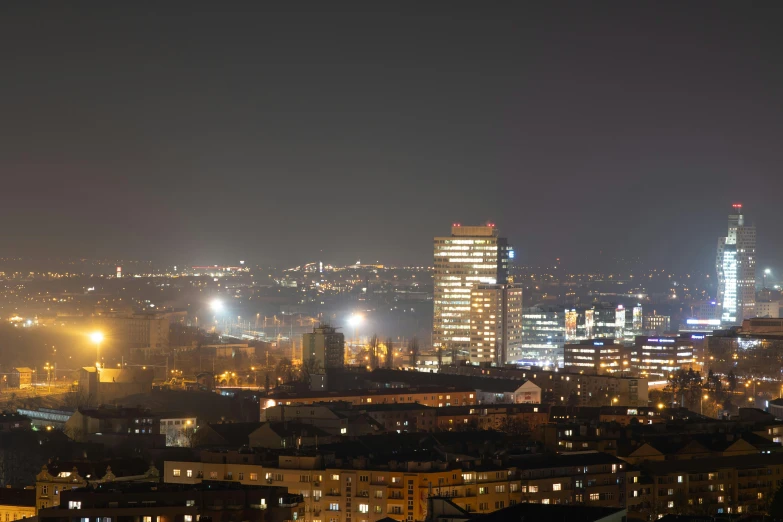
<box><xmin>348</xmin><ymin>314</ymin><xmax>363</xmax><ymax>348</ymax></box>
<box><xmin>90</xmin><ymin>332</ymin><xmax>104</xmax><ymax>369</ymax></box>
<box><xmin>701</xmin><ymin>394</ymin><xmax>709</xmax><ymax>415</ymax></box>
<box><xmin>765</xmin><ymin>268</ymin><xmax>772</xmax><ymax>289</ymax></box>
<box><xmin>210</xmin><ymin>299</ymin><xmax>223</xmax><ymax>313</ymax></box>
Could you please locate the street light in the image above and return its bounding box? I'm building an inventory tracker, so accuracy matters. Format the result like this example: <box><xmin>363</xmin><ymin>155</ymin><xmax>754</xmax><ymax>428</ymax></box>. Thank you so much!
<box><xmin>90</xmin><ymin>332</ymin><xmax>104</xmax><ymax>369</ymax></box>
<box><xmin>765</xmin><ymin>268</ymin><xmax>772</xmax><ymax>289</ymax></box>
<box><xmin>348</xmin><ymin>314</ymin><xmax>363</xmax><ymax>348</ymax></box>
<box><xmin>210</xmin><ymin>299</ymin><xmax>223</xmax><ymax>312</ymax></box>
<box><xmin>701</xmin><ymin>394</ymin><xmax>709</xmax><ymax>415</ymax></box>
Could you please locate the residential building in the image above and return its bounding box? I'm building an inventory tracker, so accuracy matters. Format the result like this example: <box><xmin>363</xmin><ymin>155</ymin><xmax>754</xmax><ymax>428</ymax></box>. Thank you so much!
<box><xmin>564</xmin><ymin>339</ymin><xmax>626</xmax><ymax>375</ymax></box>
<box><xmin>93</xmin><ymin>311</ymin><xmax>170</xmax><ymax>355</ymax></box>
<box><xmin>633</xmin><ymin>452</ymin><xmax>783</xmax><ymax>518</ymax></box>
<box><xmin>303</xmin><ymin>324</ymin><xmax>345</xmax><ymax>369</ymax></box>
<box><xmin>0</xmin><ymin>487</ymin><xmax>35</xmax><ymax>521</ymax></box>
<box><xmin>164</xmin><ymin>450</ymin><xmax>635</xmax><ymax>521</ymax></box>
<box><xmin>717</xmin><ymin>204</ymin><xmax>756</xmax><ymax>324</ymax></box>
<box><xmin>426</xmin><ymin>497</ymin><xmax>627</xmax><ymax>522</ymax></box>
<box><xmin>0</xmin><ymin>412</ymin><xmax>31</xmax><ymax>431</ymax></box>
<box><xmin>630</xmin><ymin>336</ymin><xmax>695</xmax><ymax>380</ymax></box>
<box><xmin>35</xmin><ymin>460</ymin><xmax>159</xmax><ymax>511</ymax></box>
<box><xmin>469</xmin><ymin>284</ymin><xmax>523</xmax><ymax>365</ymax></box>
<box><xmin>37</xmin><ymin>482</ymin><xmax>303</xmax><ymax>522</ymax></box>
<box><xmin>438</xmin><ymin>366</ymin><xmax>648</xmax><ymax>407</ymax></box>
<box><xmin>266</xmin><ymin>386</ymin><xmax>477</xmax><ymax>409</ymax></box>
<box><xmin>433</xmin><ymin>224</ymin><xmax>511</xmax><ymax>362</ymax></box>
<box><xmin>435</xmin><ymin>403</ymin><xmax>548</xmax><ymax>432</ymax></box>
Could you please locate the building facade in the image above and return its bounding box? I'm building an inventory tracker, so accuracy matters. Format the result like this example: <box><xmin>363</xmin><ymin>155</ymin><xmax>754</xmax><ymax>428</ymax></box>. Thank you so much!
<box><xmin>518</xmin><ymin>306</ymin><xmax>565</xmax><ymax>367</ymax></box>
<box><xmin>717</xmin><ymin>204</ymin><xmax>756</xmax><ymax>325</ymax></box>
<box><xmin>469</xmin><ymin>284</ymin><xmax>522</xmax><ymax>365</ymax></box>
<box><xmin>433</xmin><ymin>225</ymin><xmax>511</xmax><ymax>362</ymax></box>
<box><xmin>303</xmin><ymin>325</ymin><xmax>345</xmax><ymax>369</ymax></box>
<box><xmin>564</xmin><ymin>340</ymin><xmax>625</xmax><ymax>375</ymax></box>
<box><xmin>630</xmin><ymin>336</ymin><xmax>695</xmax><ymax>380</ymax></box>
<box><xmin>164</xmin><ymin>451</ymin><xmax>636</xmax><ymax>522</ymax></box>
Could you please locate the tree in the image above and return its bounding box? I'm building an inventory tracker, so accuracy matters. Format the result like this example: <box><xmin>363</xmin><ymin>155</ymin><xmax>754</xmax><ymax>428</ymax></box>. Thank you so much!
<box><xmin>275</xmin><ymin>357</ymin><xmax>295</xmax><ymax>384</ymax></box>
<box><xmin>368</xmin><ymin>335</ymin><xmax>379</xmax><ymax>370</ymax></box>
<box><xmin>408</xmin><ymin>337</ymin><xmax>420</xmax><ymax>367</ymax></box>
<box><xmin>300</xmin><ymin>356</ymin><xmax>323</xmax><ymax>384</ymax></box>
<box><xmin>385</xmin><ymin>338</ymin><xmax>394</xmax><ymax>368</ymax></box>
<box><xmin>769</xmin><ymin>481</ymin><xmax>783</xmax><ymax>521</ymax></box>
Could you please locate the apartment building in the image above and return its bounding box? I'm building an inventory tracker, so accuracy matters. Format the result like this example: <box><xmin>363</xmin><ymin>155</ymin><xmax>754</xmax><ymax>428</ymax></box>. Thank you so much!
<box><xmin>435</xmin><ymin>404</ymin><xmax>548</xmax><ymax>432</ymax></box>
<box><xmin>633</xmin><ymin>452</ymin><xmax>783</xmax><ymax>517</ymax></box>
<box><xmin>35</xmin><ymin>460</ymin><xmax>160</xmax><ymax>510</ymax></box>
<box><xmin>37</xmin><ymin>482</ymin><xmax>302</xmax><ymax>522</ymax></box>
<box><xmin>438</xmin><ymin>366</ymin><xmax>648</xmax><ymax>407</ymax></box>
<box><xmin>267</xmin><ymin>387</ymin><xmax>477</xmax><ymax>410</ymax></box>
<box><xmin>164</xmin><ymin>451</ymin><xmax>635</xmax><ymax>522</ymax></box>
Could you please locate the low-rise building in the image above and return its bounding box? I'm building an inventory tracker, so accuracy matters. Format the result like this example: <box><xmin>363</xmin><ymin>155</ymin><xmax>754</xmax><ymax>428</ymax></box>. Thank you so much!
<box><xmin>37</xmin><ymin>481</ymin><xmax>303</xmax><ymax>522</ymax></box>
<box><xmin>0</xmin><ymin>412</ymin><xmax>32</xmax><ymax>431</ymax></box>
<box><xmin>159</xmin><ymin>413</ymin><xmax>198</xmax><ymax>447</ymax></box>
<box><xmin>435</xmin><ymin>404</ymin><xmax>548</xmax><ymax>432</ymax></box>
<box><xmin>77</xmin><ymin>366</ymin><xmax>154</xmax><ymax>405</ymax></box>
<box><xmin>35</xmin><ymin>459</ymin><xmax>159</xmax><ymax>510</ymax></box>
<box><xmin>267</xmin><ymin>386</ymin><xmax>477</xmax><ymax>409</ymax></box>
<box><xmin>9</xmin><ymin>368</ymin><xmax>33</xmax><ymax>389</ymax></box>
<box><xmin>0</xmin><ymin>487</ymin><xmax>35</xmax><ymax>521</ymax></box>
<box><xmin>64</xmin><ymin>406</ymin><xmax>163</xmax><ymax>448</ymax></box>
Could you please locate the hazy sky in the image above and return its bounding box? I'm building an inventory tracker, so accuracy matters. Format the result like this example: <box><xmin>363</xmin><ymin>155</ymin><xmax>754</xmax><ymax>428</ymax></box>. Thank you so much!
<box><xmin>2</xmin><ymin>3</ymin><xmax>783</xmax><ymax>271</ymax></box>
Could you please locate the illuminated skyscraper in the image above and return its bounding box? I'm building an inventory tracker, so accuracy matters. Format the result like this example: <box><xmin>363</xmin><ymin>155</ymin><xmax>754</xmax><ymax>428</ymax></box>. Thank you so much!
<box><xmin>717</xmin><ymin>204</ymin><xmax>756</xmax><ymax>324</ymax></box>
<box><xmin>433</xmin><ymin>224</ymin><xmax>511</xmax><ymax>362</ymax></box>
<box><xmin>469</xmin><ymin>283</ymin><xmax>523</xmax><ymax>364</ymax></box>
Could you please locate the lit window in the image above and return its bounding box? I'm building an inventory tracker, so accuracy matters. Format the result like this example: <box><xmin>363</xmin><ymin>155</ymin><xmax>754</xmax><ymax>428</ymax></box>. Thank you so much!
<box><xmin>173</xmin><ymin>469</ymin><xmax>181</xmax><ymax>477</ymax></box>
<box><xmin>553</xmin><ymin>483</ymin><xmax>561</xmax><ymax>491</ymax></box>
<box><xmin>359</xmin><ymin>504</ymin><xmax>369</xmax><ymax>513</ymax></box>
<box><xmin>68</xmin><ymin>501</ymin><xmax>82</xmax><ymax>509</ymax></box>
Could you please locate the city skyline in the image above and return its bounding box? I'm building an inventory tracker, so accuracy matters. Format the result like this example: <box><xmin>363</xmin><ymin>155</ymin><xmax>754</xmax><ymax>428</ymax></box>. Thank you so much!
<box><xmin>2</xmin><ymin>4</ymin><xmax>783</xmax><ymax>269</ymax></box>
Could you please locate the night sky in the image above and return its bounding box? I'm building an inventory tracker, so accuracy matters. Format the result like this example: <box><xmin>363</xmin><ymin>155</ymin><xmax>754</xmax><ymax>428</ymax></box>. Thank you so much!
<box><xmin>2</xmin><ymin>3</ymin><xmax>783</xmax><ymax>271</ymax></box>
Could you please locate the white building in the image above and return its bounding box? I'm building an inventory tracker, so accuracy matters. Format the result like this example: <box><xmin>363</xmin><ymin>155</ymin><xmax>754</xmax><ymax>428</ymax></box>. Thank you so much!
<box><xmin>433</xmin><ymin>224</ymin><xmax>511</xmax><ymax>362</ymax></box>
<box><xmin>756</xmin><ymin>301</ymin><xmax>780</xmax><ymax>319</ymax></box>
<box><xmin>717</xmin><ymin>204</ymin><xmax>756</xmax><ymax>324</ymax></box>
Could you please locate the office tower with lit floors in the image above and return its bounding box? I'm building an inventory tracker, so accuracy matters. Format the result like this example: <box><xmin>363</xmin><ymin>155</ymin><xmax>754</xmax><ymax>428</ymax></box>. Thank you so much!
<box><xmin>433</xmin><ymin>224</ymin><xmax>512</xmax><ymax>363</ymax></box>
<box><xmin>469</xmin><ymin>283</ymin><xmax>523</xmax><ymax>364</ymax></box>
<box><xmin>717</xmin><ymin>204</ymin><xmax>756</xmax><ymax>324</ymax></box>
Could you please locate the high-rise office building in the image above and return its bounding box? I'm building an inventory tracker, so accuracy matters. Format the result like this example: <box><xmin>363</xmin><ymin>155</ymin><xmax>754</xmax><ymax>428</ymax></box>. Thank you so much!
<box><xmin>302</xmin><ymin>325</ymin><xmax>345</xmax><ymax>369</ymax></box>
<box><xmin>469</xmin><ymin>283</ymin><xmax>523</xmax><ymax>365</ymax></box>
<box><xmin>518</xmin><ymin>305</ymin><xmax>565</xmax><ymax>367</ymax></box>
<box><xmin>717</xmin><ymin>204</ymin><xmax>756</xmax><ymax>324</ymax></box>
<box><xmin>433</xmin><ymin>224</ymin><xmax>511</xmax><ymax>361</ymax></box>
